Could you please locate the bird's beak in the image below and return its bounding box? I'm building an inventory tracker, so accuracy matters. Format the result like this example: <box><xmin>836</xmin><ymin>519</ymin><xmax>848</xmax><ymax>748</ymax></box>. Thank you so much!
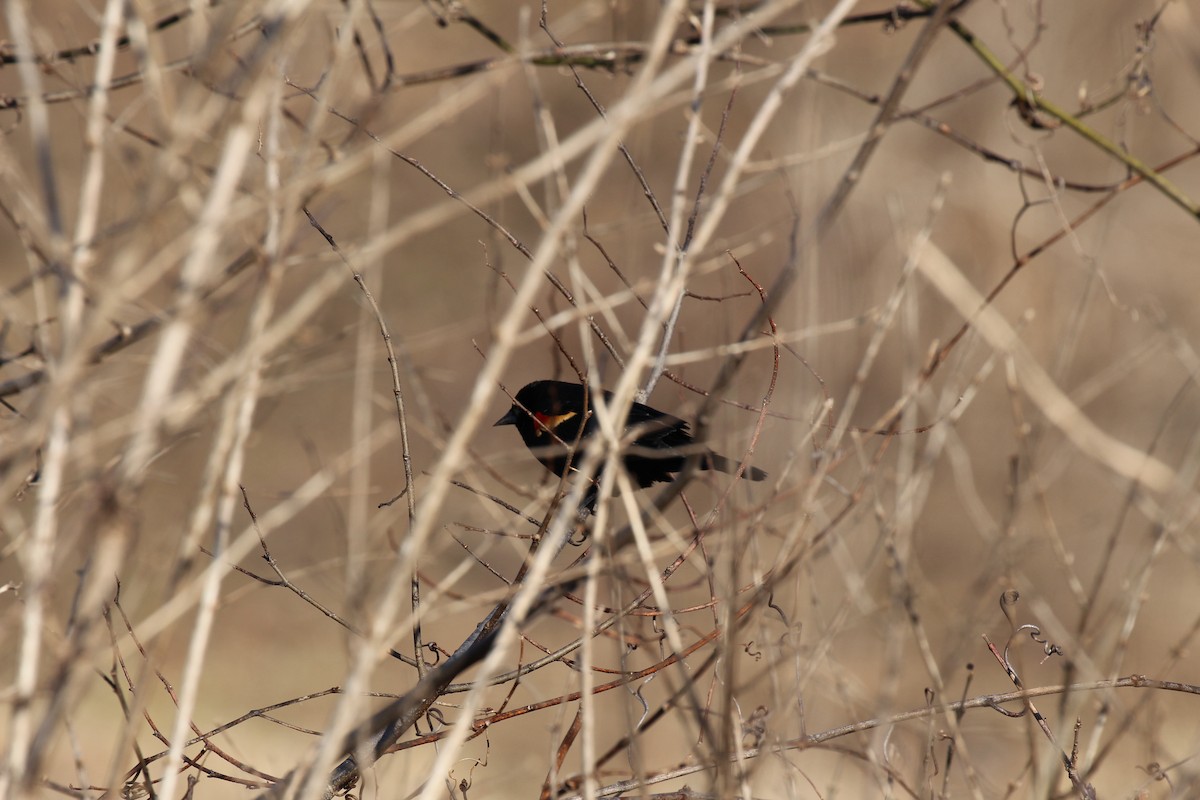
<box><xmin>494</xmin><ymin>408</ymin><xmax>519</xmax><ymax>427</ymax></box>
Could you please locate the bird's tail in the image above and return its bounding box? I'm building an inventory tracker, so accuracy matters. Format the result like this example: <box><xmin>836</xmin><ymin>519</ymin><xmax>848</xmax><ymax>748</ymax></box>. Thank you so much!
<box><xmin>702</xmin><ymin>451</ymin><xmax>767</xmax><ymax>481</ymax></box>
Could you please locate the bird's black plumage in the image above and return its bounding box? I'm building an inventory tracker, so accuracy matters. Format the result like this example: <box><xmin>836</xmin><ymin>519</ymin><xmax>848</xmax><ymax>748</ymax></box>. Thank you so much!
<box><xmin>494</xmin><ymin>380</ymin><xmax>767</xmax><ymax>489</ymax></box>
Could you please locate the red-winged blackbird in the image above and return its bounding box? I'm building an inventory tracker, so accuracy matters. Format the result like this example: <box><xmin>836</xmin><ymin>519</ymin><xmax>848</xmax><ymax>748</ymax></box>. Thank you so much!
<box><xmin>494</xmin><ymin>380</ymin><xmax>767</xmax><ymax>492</ymax></box>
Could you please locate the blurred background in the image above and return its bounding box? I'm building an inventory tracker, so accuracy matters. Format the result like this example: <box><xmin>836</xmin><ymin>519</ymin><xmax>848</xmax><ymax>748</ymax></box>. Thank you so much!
<box><xmin>1</xmin><ymin>0</ymin><xmax>1199</xmax><ymax>797</ymax></box>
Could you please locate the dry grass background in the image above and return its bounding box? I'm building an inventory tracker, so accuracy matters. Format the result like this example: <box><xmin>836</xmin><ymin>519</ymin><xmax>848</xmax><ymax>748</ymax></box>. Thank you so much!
<box><xmin>1</xmin><ymin>1</ymin><xmax>1200</xmax><ymax>798</ymax></box>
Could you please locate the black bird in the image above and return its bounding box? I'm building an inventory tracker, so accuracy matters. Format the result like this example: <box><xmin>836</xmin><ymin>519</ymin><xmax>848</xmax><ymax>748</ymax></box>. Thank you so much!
<box><xmin>494</xmin><ymin>380</ymin><xmax>767</xmax><ymax>492</ymax></box>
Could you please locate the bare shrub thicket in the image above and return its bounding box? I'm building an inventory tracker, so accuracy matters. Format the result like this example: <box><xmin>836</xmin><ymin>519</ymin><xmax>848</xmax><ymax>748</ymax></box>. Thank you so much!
<box><xmin>2</xmin><ymin>1</ymin><xmax>1199</xmax><ymax>798</ymax></box>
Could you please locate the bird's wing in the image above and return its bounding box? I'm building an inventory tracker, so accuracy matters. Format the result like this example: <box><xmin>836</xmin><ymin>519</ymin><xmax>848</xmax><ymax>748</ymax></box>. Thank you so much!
<box><xmin>625</xmin><ymin>400</ymin><xmax>692</xmax><ymax>448</ymax></box>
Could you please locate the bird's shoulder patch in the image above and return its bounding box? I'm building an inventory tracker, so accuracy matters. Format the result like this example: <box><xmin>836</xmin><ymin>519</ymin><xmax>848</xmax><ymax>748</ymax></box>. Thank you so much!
<box><xmin>533</xmin><ymin>410</ymin><xmax>577</xmax><ymax>436</ymax></box>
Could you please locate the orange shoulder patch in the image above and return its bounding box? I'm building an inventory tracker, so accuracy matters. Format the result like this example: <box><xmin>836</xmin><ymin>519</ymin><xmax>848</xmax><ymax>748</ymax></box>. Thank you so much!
<box><xmin>533</xmin><ymin>411</ymin><xmax>577</xmax><ymax>436</ymax></box>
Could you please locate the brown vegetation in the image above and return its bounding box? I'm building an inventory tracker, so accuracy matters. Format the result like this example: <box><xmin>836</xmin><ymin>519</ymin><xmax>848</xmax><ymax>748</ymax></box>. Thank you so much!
<box><xmin>1</xmin><ymin>1</ymin><xmax>1199</xmax><ymax>798</ymax></box>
